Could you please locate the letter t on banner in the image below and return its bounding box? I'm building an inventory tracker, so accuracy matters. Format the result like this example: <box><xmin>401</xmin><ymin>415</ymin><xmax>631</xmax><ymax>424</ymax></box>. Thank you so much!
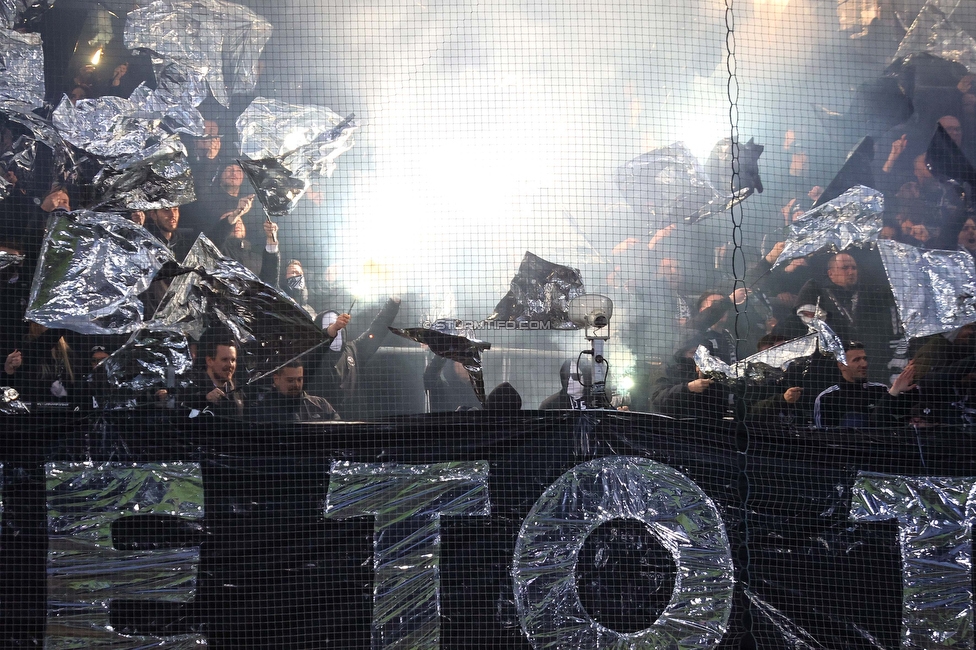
<box><xmin>325</xmin><ymin>461</ymin><xmax>491</xmax><ymax>650</ymax></box>
<box><xmin>850</xmin><ymin>472</ymin><xmax>976</xmax><ymax>648</ymax></box>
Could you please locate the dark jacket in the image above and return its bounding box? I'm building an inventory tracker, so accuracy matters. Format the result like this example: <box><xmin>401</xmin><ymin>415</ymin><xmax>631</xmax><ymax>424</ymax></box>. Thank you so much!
<box><xmin>250</xmin><ymin>390</ymin><xmax>339</xmax><ymax>422</ymax></box>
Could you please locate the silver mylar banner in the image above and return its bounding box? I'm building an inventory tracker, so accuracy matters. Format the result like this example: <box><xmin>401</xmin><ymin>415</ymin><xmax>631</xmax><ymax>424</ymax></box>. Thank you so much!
<box><xmin>326</xmin><ymin>461</ymin><xmax>491</xmax><ymax>650</ymax></box>
<box><xmin>128</xmin><ymin>60</ymin><xmax>208</xmax><ymax>136</ymax></box>
<box><xmin>877</xmin><ymin>239</ymin><xmax>976</xmax><ymax>339</ymax></box>
<box><xmin>850</xmin><ymin>472</ymin><xmax>976</xmax><ymax>649</ymax></box>
<box><xmin>0</xmin><ymin>27</ymin><xmax>44</xmax><ymax>108</ymax></box>
<box><xmin>26</xmin><ymin>210</ymin><xmax>175</xmax><ymax>335</ymax></box>
<box><xmin>124</xmin><ymin>0</ymin><xmax>273</xmax><ymax>108</ymax></box>
<box><xmin>0</xmin><ymin>385</ymin><xmax>28</xmax><ymax>413</ymax></box>
<box><xmin>237</xmin><ymin>97</ymin><xmax>359</xmax><ymax>180</ymax></box>
<box><xmin>1</xmin><ymin>100</ymin><xmax>83</xmax><ymax>188</ymax></box>
<box><xmin>512</xmin><ymin>456</ymin><xmax>734</xmax><ymax>649</ymax></box>
<box><xmin>893</xmin><ymin>1</ymin><xmax>976</xmax><ymax>74</ymax></box>
<box><xmin>772</xmin><ymin>185</ymin><xmax>884</xmax><ymax>269</ymax></box>
<box><xmin>46</xmin><ymin>461</ymin><xmax>205</xmax><ymax>648</ymax></box>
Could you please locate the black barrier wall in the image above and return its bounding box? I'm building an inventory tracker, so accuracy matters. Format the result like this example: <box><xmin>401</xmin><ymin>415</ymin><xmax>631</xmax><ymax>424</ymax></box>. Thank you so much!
<box><xmin>1</xmin><ymin>411</ymin><xmax>974</xmax><ymax>648</ymax></box>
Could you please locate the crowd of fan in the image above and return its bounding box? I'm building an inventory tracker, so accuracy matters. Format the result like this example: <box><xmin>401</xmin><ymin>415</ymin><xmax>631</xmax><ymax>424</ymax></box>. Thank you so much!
<box><xmin>612</xmin><ymin>76</ymin><xmax>976</xmax><ymax>428</ymax></box>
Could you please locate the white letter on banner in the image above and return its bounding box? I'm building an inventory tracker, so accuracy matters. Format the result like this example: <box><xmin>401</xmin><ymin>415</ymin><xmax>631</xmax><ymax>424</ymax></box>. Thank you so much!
<box><xmin>512</xmin><ymin>456</ymin><xmax>735</xmax><ymax>649</ymax></box>
<box><xmin>324</xmin><ymin>460</ymin><xmax>490</xmax><ymax>650</ymax></box>
<box><xmin>850</xmin><ymin>471</ymin><xmax>976</xmax><ymax>648</ymax></box>
<box><xmin>46</xmin><ymin>461</ymin><xmax>205</xmax><ymax>648</ymax></box>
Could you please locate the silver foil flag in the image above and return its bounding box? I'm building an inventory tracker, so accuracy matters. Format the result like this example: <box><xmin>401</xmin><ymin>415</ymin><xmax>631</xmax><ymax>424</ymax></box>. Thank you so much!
<box><xmin>52</xmin><ymin>95</ymin><xmax>196</xmax><ymax>210</ymax></box>
<box><xmin>26</xmin><ymin>210</ymin><xmax>175</xmax><ymax>335</ymax></box>
<box><xmin>877</xmin><ymin>239</ymin><xmax>976</xmax><ymax>339</ymax></box>
<box><xmin>893</xmin><ymin>1</ymin><xmax>976</xmax><ymax>74</ymax></box>
<box><xmin>148</xmin><ymin>234</ymin><xmax>330</xmax><ymax>383</ymax></box>
<box><xmin>772</xmin><ymin>185</ymin><xmax>884</xmax><ymax>269</ymax></box>
<box><xmin>0</xmin><ymin>27</ymin><xmax>44</xmax><ymax>108</ymax></box>
<box><xmin>124</xmin><ymin>0</ymin><xmax>273</xmax><ymax>108</ymax></box>
<box><xmin>102</xmin><ymin>328</ymin><xmax>194</xmax><ymax>391</ymax></box>
<box><xmin>695</xmin><ymin>319</ymin><xmax>845</xmax><ymax>382</ymax></box>
<box><xmin>487</xmin><ymin>252</ymin><xmax>585</xmax><ymax>330</ymax></box>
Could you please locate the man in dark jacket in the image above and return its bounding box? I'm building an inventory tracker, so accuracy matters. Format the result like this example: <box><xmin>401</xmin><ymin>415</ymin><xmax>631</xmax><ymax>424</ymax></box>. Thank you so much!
<box><xmin>813</xmin><ymin>341</ymin><xmax>917</xmax><ymax>428</ymax></box>
<box><xmin>251</xmin><ymin>360</ymin><xmax>339</xmax><ymax>422</ymax></box>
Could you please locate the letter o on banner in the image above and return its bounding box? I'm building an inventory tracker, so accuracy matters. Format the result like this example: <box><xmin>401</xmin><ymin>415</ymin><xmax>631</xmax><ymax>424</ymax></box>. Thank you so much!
<box><xmin>513</xmin><ymin>456</ymin><xmax>735</xmax><ymax>649</ymax></box>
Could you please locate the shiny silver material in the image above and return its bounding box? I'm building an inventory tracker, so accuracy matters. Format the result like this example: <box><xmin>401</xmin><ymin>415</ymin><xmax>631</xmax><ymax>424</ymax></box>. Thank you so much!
<box><xmin>103</xmin><ymin>329</ymin><xmax>193</xmax><ymax>392</ymax></box>
<box><xmin>129</xmin><ymin>60</ymin><xmax>208</xmax><ymax>136</ymax></box>
<box><xmin>124</xmin><ymin>0</ymin><xmax>273</xmax><ymax>108</ymax></box>
<box><xmin>0</xmin><ymin>249</ymin><xmax>23</xmax><ymax>269</ymax></box>
<box><xmin>850</xmin><ymin>472</ymin><xmax>976</xmax><ymax>649</ymax></box>
<box><xmin>772</xmin><ymin>185</ymin><xmax>884</xmax><ymax>269</ymax></box>
<box><xmin>325</xmin><ymin>461</ymin><xmax>491</xmax><ymax>650</ymax></box>
<box><xmin>0</xmin><ymin>385</ymin><xmax>28</xmax><ymax>414</ymax></box>
<box><xmin>877</xmin><ymin>239</ymin><xmax>976</xmax><ymax>339</ymax></box>
<box><xmin>148</xmin><ymin>233</ymin><xmax>328</xmax><ymax>383</ymax></box>
<box><xmin>26</xmin><ymin>210</ymin><xmax>175</xmax><ymax>335</ymax></box>
<box><xmin>52</xmin><ymin>96</ymin><xmax>197</xmax><ymax>210</ymax></box>
<box><xmin>0</xmin><ymin>27</ymin><xmax>44</xmax><ymax>108</ymax></box>
<box><xmin>513</xmin><ymin>456</ymin><xmax>734</xmax><ymax>649</ymax></box>
<box><xmin>694</xmin><ymin>320</ymin><xmax>845</xmax><ymax>382</ymax></box>
<box><xmin>0</xmin><ymin>0</ymin><xmax>54</xmax><ymax>30</ymax></box>
<box><xmin>2</xmin><ymin>100</ymin><xmax>82</xmax><ymax>187</ymax></box>
<box><xmin>237</xmin><ymin>96</ymin><xmax>358</xmax><ymax>181</ymax></box>
<box><xmin>46</xmin><ymin>461</ymin><xmax>205</xmax><ymax>648</ymax></box>
<box><xmin>893</xmin><ymin>1</ymin><xmax>976</xmax><ymax>74</ymax></box>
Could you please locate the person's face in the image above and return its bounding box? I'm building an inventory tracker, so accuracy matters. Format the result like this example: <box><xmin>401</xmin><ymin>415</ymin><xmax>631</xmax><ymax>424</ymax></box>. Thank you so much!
<box><xmin>285</xmin><ymin>262</ymin><xmax>303</xmax><ymax>279</ymax></box>
<box><xmin>838</xmin><ymin>348</ymin><xmax>868</xmax><ymax>382</ymax></box>
<box><xmin>273</xmin><ymin>366</ymin><xmax>304</xmax><ymax>397</ymax></box>
<box><xmin>150</xmin><ymin>207</ymin><xmax>180</xmax><ymax>233</ymax></box>
<box><xmin>220</xmin><ymin>165</ymin><xmax>243</xmax><ymax>191</ymax></box>
<box><xmin>827</xmin><ymin>254</ymin><xmax>858</xmax><ymax>289</ymax></box>
<box><xmin>659</xmin><ymin>258</ymin><xmax>681</xmax><ymax>283</ymax></box>
<box><xmin>195</xmin><ymin>120</ymin><xmax>221</xmax><ymax>159</ymax></box>
<box><xmin>205</xmin><ymin>344</ymin><xmax>237</xmax><ymax>384</ymax></box>
<box><xmin>69</xmin><ymin>87</ymin><xmax>87</xmax><ymax>105</ymax></box>
<box><xmin>231</xmin><ymin>219</ymin><xmax>246</xmax><ymax>239</ymax></box>
<box><xmin>40</xmin><ymin>189</ymin><xmax>69</xmax><ymax>212</ymax></box>
<box><xmin>939</xmin><ymin>115</ymin><xmax>963</xmax><ymax>146</ymax></box>
<box><xmin>879</xmin><ymin>225</ymin><xmax>896</xmax><ymax>240</ymax></box>
<box><xmin>91</xmin><ymin>351</ymin><xmax>109</xmax><ymax>369</ymax></box>
<box><xmin>959</xmin><ymin>219</ymin><xmax>976</xmax><ymax>251</ymax></box>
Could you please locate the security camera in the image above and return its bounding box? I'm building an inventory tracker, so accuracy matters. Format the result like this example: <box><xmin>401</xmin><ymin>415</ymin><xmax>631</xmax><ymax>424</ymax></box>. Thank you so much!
<box><xmin>568</xmin><ymin>294</ymin><xmax>613</xmax><ymax>340</ymax></box>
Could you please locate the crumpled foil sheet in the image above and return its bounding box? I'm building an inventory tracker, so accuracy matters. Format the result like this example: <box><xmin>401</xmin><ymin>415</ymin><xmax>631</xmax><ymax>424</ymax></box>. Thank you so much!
<box><xmin>893</xmin><ymin>1</ymin><xmax>976</xmax><ymax>75</ymax></box>
<box><xmin>877</xmin><ymin>239</ymin><xmax>976</xmax><ymax>339</ymax></box>
<box><xmin>487</xmin><ymin>251</ymin><xmax>585</xmax><ymax>329</ymax></box>
<box><xmin>129</xmin><ymin>60</ymin><xmax>208</xmax><ymax>136</ymax></box>
<box><xmin>0</xmin><ymin>0</ymin><xmax>53</xmax><ymax>30</ymax></box>
<box><xmin>616</xmin><ymin>143</ymin><xmax>725</xmax><ymax>224</ymax></box>
<box><xmin>52</xmin><ymin>96</ymin><xmax>197</xmax><ymax>210</ymax></box>
<box><xmin>148</xmin><ymin>233</ymin><xmax>329</xmax><ymax>383</ymax></box>
<box><xmin>26</xmin><ymin>210</ymin><xmax>175</xmax><ymax>335</ymax></box>
<box><xmin>0</xmin><ymin>385</ymin><xmax>28</xmax><ymax>413</ymax></box>
<box><xmin>388</xmin><ymin>327</ymin><xmax>491</xmax><ymax>405</ymax></box>
<box><xmin>1</xmin><ymin>100</ymin><xmax>82</xmax><ymax>189</ymax></box>
<box><xmin>512</xmin><ymin>456</ymin><xmax>734</xmax><ymax>649</ymax></box>
<box><xmin>0</xmin><ymin>27</ymin><xmax>44</xmax><ymax>109</ymax></box>
<box><xmin>103</xmin><ymin>329</ymin><xmax>194</xmax><ymax>392</ymax></box>
<box><xmin>124</xmin><ymin>0</ymin><xmax>272</xmax><ymax>108</ymax></box>
<box><xmin>695</xmin><ymin>319</ymin><xmax>846</xmax><ymax>382</ymax></box>
<box><xmin>850</xmin><ymin>471</ymin><xmax>976</xmax><ymax>649</ymax></box>
<box><xmin>325</xmin><ymin>461</ymin><xmax>490</xmax><ymax>650</ymax></box>
<box><xmin>46</xmin><ymin>461</ymin><xmax>205</xmax><ymax>648</ymax></box>
<box><xmin>0</xmin><ymin>248</ymin><xmax>23</xmax><ymax>269</ymax></box>
<box><xmin>772</xmin><ymin>185</ymin><xmax>884</xmax><ymax>270</ymax></box>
